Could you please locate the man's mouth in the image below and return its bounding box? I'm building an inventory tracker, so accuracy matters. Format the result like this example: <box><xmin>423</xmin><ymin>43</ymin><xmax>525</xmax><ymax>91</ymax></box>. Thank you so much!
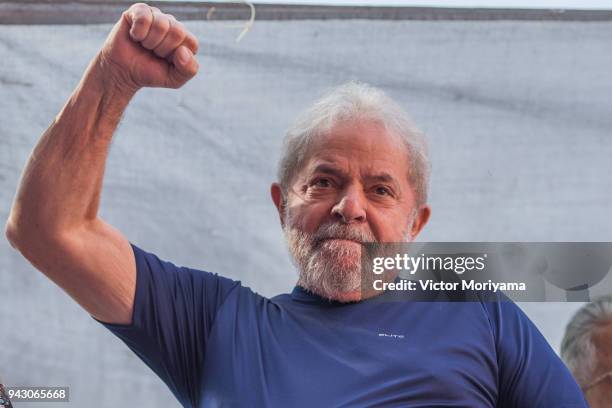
<box><xmin>320</xmin><ymin>237</ymin><xmax>363</xmax><ymax>245</ymax></box>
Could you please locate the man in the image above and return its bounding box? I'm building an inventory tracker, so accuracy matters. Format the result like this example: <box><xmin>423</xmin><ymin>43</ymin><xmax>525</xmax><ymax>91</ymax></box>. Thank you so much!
<box><xmin>562</xmin><ymin>295</ymin><xmax>612</xmax><ymax>407</ymax></box>
<box><xmin>5</xmin><ymin>3</ymin><xmax>587</xmax><ymax>407</ymax></box>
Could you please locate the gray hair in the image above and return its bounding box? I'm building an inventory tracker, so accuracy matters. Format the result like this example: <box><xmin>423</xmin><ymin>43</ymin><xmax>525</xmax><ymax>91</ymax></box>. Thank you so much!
<box><xmin>561</xmin><ymin>295</ymin><xmax>612</xmax><ymax>388</ymax></box>
<box><xmin>277</xmin><ymin>81</ymin><xmax>431</xmax><ymax>206</ymax></box>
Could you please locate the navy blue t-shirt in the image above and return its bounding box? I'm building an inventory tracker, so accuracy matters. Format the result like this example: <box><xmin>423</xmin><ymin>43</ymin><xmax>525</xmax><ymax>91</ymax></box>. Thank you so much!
<box><xmin>96</xmin><ymin>244</ymin><xmax>587</xmax><ymax>407</ymax></box>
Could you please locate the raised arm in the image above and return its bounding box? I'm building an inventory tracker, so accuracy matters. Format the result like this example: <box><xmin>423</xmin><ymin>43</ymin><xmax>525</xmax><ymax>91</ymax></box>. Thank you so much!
<box><xmin>4</xmin><ymin>3</ymin><xmax>199</xmax><ymax>324</ymax></box>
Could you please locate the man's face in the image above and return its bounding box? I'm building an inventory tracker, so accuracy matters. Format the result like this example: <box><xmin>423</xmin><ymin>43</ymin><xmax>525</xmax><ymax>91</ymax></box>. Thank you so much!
<box><xmin>271</xmin><ymin>119</ymin><xmax>430</xmax><ymax>302</ymax></box>
<box><xmin>585</xmin><ymin>321</ymin><xmax>612</xmax><ymax>408</ymax></box>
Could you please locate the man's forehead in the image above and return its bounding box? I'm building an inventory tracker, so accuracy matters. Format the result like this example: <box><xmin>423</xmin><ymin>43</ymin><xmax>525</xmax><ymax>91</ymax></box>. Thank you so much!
<box><xmin>305</xmin><ymin>122</ymin><xmax>406</xmax><ymax>162</ymax></box>
<box><xmin>312</xmin><ymin>119</ymin><xmax>402</xmax><ymax>149</ymax></box>
<box><xmin>288</xmin><ymin>119</ymin><xmax>414</xmax><ymax>186</ymax></box>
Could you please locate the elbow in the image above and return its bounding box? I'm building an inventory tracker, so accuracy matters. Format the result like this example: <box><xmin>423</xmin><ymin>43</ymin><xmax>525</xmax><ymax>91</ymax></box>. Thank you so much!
<box><xmin>5</xmin><ymin>196</ymin><xmax>25</xmax><ymax>249</ymax></box>
<box><xmin>6</xmin><ymin>210</ymin><xmax>80</xmax><ymax>255</ymax></box>
<box><xmin>5</xmin><ymin>215</ymin><xmax>67</xmax><ymax>263</ymax></box>
<box><xmin>5</xmin><ymin>216</ymin><xmax>22</xmax><ymax>250</ymax></box>
<box><xmin>5</xmin><ymin>215</ymin><xmax>34</xmax><ymax>253</ymax></box>
<box><xmin>5</xmin><ymin>217</ymin><xmax>44</xmax><ymax>271</ymax></box>
<box><xmin>5</xmin><ymin>211</ymin><xmax>43</xmax><ymax>253</ymax></box>
<box><xmin>5</xmin><ymin>202</ymin><xmax>81</xmax><ymax>257</ymax></box>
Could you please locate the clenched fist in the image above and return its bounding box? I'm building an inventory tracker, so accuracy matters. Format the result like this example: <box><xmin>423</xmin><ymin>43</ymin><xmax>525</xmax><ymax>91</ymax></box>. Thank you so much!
<box><xmin>96</xmin><ymin>3</ymin><xmax>199</xmax><ymax>92</ymax></box>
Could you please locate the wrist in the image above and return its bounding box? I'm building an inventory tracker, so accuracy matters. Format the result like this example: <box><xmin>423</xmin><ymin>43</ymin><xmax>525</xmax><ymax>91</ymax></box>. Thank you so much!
<box><xmin>86</xmin><ymin>54</ymin><xmax>139</xmax><ymax>103</ymax></box>
<box><xmin>56</xmin><ymin>55</ymin><xmax>137</xmax><ymax>139</ymax></box>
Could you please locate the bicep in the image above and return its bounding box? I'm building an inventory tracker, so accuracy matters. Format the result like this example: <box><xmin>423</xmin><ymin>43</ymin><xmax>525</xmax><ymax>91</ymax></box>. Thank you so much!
<box><xmin>23</xmin><ymin>218</ymin><xmax>136</xmax><ymax>324</ymax></box>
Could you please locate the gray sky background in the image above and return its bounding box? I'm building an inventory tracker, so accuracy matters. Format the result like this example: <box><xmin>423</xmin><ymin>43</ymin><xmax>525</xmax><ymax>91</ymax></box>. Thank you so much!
<box><xmin>164</xmin><ymin>0</ymin><xmax>612</xmax><ymax>9</ymax></box>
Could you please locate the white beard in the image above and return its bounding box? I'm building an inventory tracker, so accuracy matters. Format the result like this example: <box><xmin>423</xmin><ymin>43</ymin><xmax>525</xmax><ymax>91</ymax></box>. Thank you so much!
<box><xmin>283</xmin><ymin>218</ymin><xmax>377</xmax><ymax>301</ymax></box>
<box><xmin>283</xmin><ymin>210</ymin><xmax>418</xmax><ymax>302</ymax></box>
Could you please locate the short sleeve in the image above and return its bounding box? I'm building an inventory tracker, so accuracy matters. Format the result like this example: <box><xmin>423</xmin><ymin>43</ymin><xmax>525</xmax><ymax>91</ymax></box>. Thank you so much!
<box><xmin>93</xmin><ymin>243</ymin><xmax>241</xmax><ymax>407</ymax></box>
<box><xmin>484</xmin><ymin>299</ymin><xmax>588</xmax><ymax>408</ymax></box>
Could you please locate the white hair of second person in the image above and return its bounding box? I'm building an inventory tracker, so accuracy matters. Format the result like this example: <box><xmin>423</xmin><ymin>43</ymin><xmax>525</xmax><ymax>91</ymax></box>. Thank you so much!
<box><xmin>277</xmin><ymin>81</ymin><xmax>431</xmax><ymax>206</ymax></box>
<box><xmin>561</xmin><ymin>295</ymin><xmax>612</xmax><ymax>388</ymax></box>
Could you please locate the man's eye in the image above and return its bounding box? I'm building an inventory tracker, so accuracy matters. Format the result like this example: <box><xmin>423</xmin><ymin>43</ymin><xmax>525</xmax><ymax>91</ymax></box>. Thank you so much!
<box><xmin>313</xmin><ymin>178</ymin><xmax>332</xmax><ymax>188</ymax></box>
<box><xmin>374</xmin><ymin>186</ymin><xmax>391</xmax><ymax>196</ymax></box>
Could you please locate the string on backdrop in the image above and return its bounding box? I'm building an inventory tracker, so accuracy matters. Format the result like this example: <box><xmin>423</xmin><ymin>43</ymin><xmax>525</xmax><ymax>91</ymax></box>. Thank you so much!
<box><xmin>205</xmin><ymin>0</ymin><xmax>256</xmax><ymax>42</ymax></box>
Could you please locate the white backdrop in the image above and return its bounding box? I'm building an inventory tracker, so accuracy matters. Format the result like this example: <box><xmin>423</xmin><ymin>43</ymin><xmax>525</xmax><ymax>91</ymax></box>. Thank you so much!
<box><xmin>1</xmin><ymin>18</ymin><xmax>611</xmax><ymax>407</ymax></box>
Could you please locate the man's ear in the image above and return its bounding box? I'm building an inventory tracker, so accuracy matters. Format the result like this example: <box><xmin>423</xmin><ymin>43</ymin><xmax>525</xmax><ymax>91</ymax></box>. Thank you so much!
<box><xmin>410</xmin><ymin>205</ymin><xmax>431</xmax><ymax>239</ymax></box>
<box><xmin>270</xmin><ymin>183</ymin><xmax>286</xmax><ymax>227</ymax></box>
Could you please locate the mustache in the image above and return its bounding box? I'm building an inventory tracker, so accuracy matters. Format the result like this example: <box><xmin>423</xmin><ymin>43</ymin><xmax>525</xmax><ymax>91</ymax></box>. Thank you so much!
<box><xmin>312</xmin><ymin>222</ymin><xmax>376</xmax><ymax>245</ymax></box>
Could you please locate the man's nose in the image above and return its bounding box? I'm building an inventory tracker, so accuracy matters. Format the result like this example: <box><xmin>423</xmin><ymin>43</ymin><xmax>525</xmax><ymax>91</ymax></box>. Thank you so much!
<box><xmin>331</xmin><ymin>186</ymin><xmax>367</xmax><ymax>224</ymax></box>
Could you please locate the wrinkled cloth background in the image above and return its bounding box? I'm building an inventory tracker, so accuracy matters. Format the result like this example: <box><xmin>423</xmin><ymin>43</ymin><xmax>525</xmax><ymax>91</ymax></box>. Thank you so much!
<box><xmin>1</xmin><ymin>18</ymin><xmax>611</xmax><ymax>407</ymax></box>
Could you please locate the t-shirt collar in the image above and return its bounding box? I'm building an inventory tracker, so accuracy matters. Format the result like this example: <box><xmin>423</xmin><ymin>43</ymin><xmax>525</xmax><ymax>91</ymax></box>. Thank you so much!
<box><xmin>290</xmin><ymin>285</ymin><xmax>367</xmax><ymax>306</ymax></box>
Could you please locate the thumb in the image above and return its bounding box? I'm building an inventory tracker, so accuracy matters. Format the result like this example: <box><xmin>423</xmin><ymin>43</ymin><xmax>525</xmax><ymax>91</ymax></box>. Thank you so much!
<box><xmin>168</xmin><ymin>46</ymin><xmax>199</xmax><ymax>88</ymax></box>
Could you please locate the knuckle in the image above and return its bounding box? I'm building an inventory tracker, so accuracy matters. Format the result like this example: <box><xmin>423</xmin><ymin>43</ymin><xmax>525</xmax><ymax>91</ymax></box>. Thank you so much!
<box><xmin>126</xmin><ymin>5</ymin><xmax>151</xmax><ymax>26</ymax></box>
<box><xmin>172</xmin><ymin>21</ymin><xmax>186</xmax><ymax>35</ymax></box>
<box><xmin>155</xmin><ymin>15</ymin><xmax>171</xmax><ymax>31</ymax></box>
<box><xmin>129</xmin><ymin>3</ymin><xmax>148</xmax><ymax>12</ymax></box>
<box><xmin>169</xmin><ymin>24</ymin><xmax>186</xmax><ymax>41</ymax></box>
<box><xmin>132</xmin><ymin>16</ymin><xmax>147</xmax><ymax>27</ymax></box>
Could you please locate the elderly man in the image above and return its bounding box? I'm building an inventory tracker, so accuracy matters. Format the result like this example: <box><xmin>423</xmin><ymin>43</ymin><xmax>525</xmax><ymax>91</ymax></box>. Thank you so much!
<box><xmin>562</xmin><ymin>295</ymin><xmax>612</xmax><ymax>407</ymax></box>
<box><xmin>6</xmin><ymin>3</ymin><xmax>587</xmax><ymax>407</ymax></box>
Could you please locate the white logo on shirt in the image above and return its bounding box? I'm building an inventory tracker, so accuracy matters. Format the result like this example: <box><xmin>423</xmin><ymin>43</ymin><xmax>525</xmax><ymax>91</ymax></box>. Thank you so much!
<box><xmin>378</xmin><ymin>333</ymin><xmax>405</xmax><ymax>339</ymax></box>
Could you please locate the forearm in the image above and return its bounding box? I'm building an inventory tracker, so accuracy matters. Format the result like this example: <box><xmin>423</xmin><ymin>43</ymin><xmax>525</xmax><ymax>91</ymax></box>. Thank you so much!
<box><xmin>4</xmin><ymin>3</ymin><xmax>199</xmax><ymax>325</ymax></box>
<box><xmin>6</xmin><ymin>58</ymin><xmax>135</xmax><ymax>244</ymax></box>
